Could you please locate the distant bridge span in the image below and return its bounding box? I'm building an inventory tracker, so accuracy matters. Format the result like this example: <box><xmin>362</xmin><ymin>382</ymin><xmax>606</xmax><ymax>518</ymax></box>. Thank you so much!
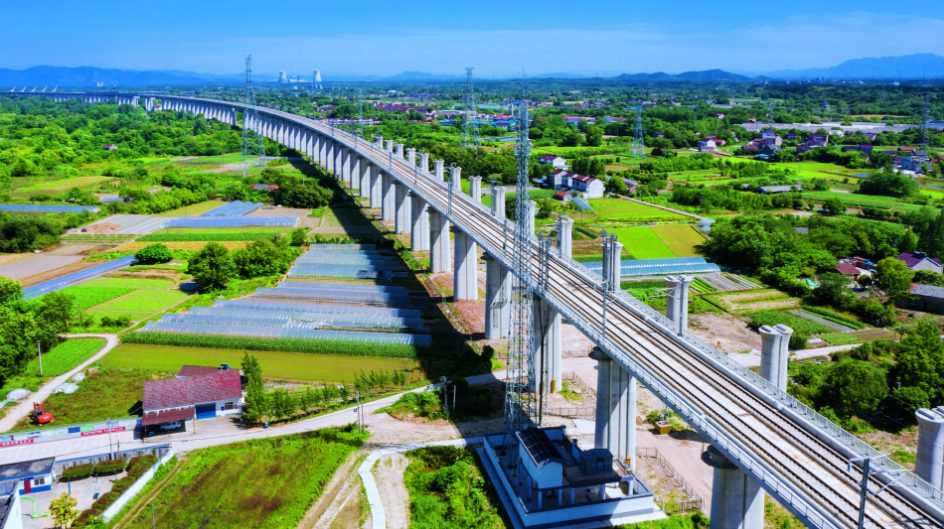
<box><xmin>9</xmin><ymin>91</ymin><xmax>944</xmax><ymax>529</ymax></box>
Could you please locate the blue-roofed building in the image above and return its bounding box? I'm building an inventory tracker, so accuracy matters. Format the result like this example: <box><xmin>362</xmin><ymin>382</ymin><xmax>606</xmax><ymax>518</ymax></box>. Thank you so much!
<box><xmin>583</xmin><ymin>257</ymin><xmax>720</xmax><ymax>278</ymax></box>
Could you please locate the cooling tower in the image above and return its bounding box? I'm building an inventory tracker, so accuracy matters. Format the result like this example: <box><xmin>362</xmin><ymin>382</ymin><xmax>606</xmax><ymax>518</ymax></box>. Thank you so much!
<box><xmin>278</xmin><ymin>71</ymin><xmax>288</xmax><ymax>84</ymax></box>
<box><xmin>313</xmin><ymin>69</ymin><xmax>322</xmax><ymax>83</ymax></box>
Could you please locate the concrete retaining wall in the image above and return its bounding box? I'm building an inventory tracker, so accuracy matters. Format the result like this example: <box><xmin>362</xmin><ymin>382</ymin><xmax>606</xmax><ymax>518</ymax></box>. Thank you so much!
<box><xmin>55</xmin><ymin>444</ymin><xmax>171</xmax><ymax>476</ymax></box>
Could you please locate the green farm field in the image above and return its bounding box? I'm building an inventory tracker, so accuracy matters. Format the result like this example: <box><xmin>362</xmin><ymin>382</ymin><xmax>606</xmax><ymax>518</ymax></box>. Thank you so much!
<box><xmin>800</xmin><ymin>191</ymin><xmax>924</xmax><ymax>211</ymax></box>
<box><xmin>587</xmin><ymin>198</ymin><xmax>687</xmax><ymax>222</ymax></box>
<box><xmin>117</xmin><ymin>428</ymin><xmax>365</xmax><ymax>529</ymax></box>
<box><xmin>650</xmin><ymin>224</ymin><xmax>706</xmax><ymax>257</ymax></box>
<box><xmin>26</xmin><ymin>338</ymin><xmax>106</xmax><ymax>377</ymax></box>
<box><xmin>93</xmin><ymin>289</ymin><xmax>189</xmax><ymax>312</ymax></box>
<box><xmin>103</xmin><ymin>344</ymin><xmax>418</xmax><ymax>382</ymax></box>
<box><xmin>83</xmin><ymin>277</ymin><xmax>175</xmax><ymax>290</ymax></box>
<box><xmin>606</xmin><ymin>227</ymin><xmax>676</xmax><ymax>259</ymax></box>
<box><xmin>155</xmin><ymin>200</ymin><xmax>227</xmax><ymax>217</ymax></box>
<box><xmin>11</xmin><ymin>176</ymin><xmax>114</xmax><ymax>196</ymax></box>
<box><xmin>60</xmin><ymin>285</ymin><xmax>137</xmax><ymax>311</ymax></box>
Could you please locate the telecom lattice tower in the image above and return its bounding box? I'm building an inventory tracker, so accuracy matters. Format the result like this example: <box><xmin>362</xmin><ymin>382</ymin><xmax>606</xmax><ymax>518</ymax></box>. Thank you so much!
<box><xmin>460</xmin><ymin>68</ymin><xmax>481</xmax><ymax>149</ymax></box>
<box><xmin>503</xmin><ymin>102</ymin><xmax>537</xmax><ymax>447</ymax></box>
<box><xmin>631</xmin><ymin>107</ymin><xmax>646</xmax><ymax>160</ymax></box>
<box><xmin>920</xmin><ymin>91</ymin><xmax>930</xmax><ymax>151</ymax></box>
<box><xmin>240</xmin><ymin>55</ymin><xmax>267</xmax><ymax>178</ymax></box>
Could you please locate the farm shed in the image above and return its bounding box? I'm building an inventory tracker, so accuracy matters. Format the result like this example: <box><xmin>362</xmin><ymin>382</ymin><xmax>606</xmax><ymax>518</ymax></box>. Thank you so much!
<box><xmin>0</xmin><ymin>457</ymin><xmax>56</xmax><ymax>494</ymax></box>
<box><xmin>896</xmin><ymin>252</ymin><xmax>943</xmax><ymax>274</ymax></box>
<box><xmin>143</xmin><ymin>369</ymin><xmax>243</xmax><ymax>425</ymax></box>
<box><xmin>898</xmin><ymin>284</ymin><xmax>944</xmax><ymax>314</ymax></box>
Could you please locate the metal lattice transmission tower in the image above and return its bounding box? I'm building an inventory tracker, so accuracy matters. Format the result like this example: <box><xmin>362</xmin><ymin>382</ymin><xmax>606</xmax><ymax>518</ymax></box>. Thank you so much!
<box><xmin>240</xmin><ymin>55</ymin><xmax>267</xmax><ymax>178</ymax></box>
<box><xmin>358</xmin><ymin>89</ymin><xmax>365</xmax><ymax>138</ymax></box>
<box><xmin>919</xmin><ymin>91</ymin><xmax>930</xmax><ymax>151</ymax></box>
<box><xmin>631</xmin><ymin>107</ymin><xmax>646</xmax><ymax>160</ymax></box>
<box><xmin>503</xmin><ymin>102</ymin><xmax>537</xmax><ymax>445</ymax></box>
<box><xmin>460</xmin><ymin>68</ymin><xmax>481</xmax><ymax>149</ymax></box>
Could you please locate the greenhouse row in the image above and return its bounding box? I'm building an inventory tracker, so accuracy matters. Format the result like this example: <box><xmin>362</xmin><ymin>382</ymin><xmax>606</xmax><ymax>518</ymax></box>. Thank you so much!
<box><xmin>253</xmin><ymin>286</ymin><xmax>413</xmax><ymax>306</ymax></box>
<box><xmin>0</xmin><ymin>204</ymin><xmax>100</xmax><ymax>213</ymax></box>
<box><xmin>200</xmin><ymin>200</ymin><xmax>263</xmax><ymax>217</ymax></box>
<box><xmin>214</xmin><ymin>299</ymin><xmax>422</xmax><ymax>319</ymax></box>
<box><xmin>278</xmin><ymin>281</ymin><xmax>407</xmax><ymax>294</ymax></box>
<box><xmin>175</xmin><ymin>307</ymin><xmax>427</xmax><ymax>332</ymax></box>
<box><xmin>22</xmin><ymin>255</ymin><xmax>137</xmax><ymax>300</ymax></box>
<box><xmin>140</xmin><ymin>321</ymin><xmax>432</xmax><ymax>347</ymax></box>
<box><xmin>77</xmin><ymin>215</ymin><xmax>169</xmax><ymax>235</ymax></box>
<box><xmin>307</xmin><ymin>244</ymin><xmax>377</xmax><ymax>250</ymax></box>
<box><xmin>162</xmin><ymin>215</ymin><xmax>299</xmax><ymax>229</ymax></box>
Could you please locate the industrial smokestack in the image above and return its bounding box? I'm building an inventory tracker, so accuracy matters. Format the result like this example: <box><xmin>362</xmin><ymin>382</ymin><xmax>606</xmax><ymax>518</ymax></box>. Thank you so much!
<box><xmin>278</xmin><ymin>71</ymin><xmax>288</xmax><ymax>84</ymax></box>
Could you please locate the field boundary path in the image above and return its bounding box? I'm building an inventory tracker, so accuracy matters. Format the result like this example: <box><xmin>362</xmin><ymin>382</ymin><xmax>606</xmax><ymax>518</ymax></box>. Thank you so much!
<box><xmin>619</xmin><ymin>196</ymin><xmax>704</xmax><ymax>221</ymax></box>
<box><xmin>358</xmin><ymin>438</ymin><xmax>480</xmax><ymax>529</ymax></box>
<box><xmin>0</xmin><ymin>334</ymin><xmax>119</xmax><ymax>433</ymax></box>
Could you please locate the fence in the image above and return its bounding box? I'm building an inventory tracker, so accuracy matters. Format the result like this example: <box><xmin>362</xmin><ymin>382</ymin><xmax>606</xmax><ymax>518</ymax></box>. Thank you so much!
<box><xmin>0</xmin><ymin>417</ymin><xmax>140</xmax><ymax>448</ymax></box>
<box><xmin>55</xmin><ymin>444</ymin><xmax>172</xmax><ymax>475</ymax></box>
<box><xmin>636</xmin><ymin>446</ymin><xmax>704</xmax><ymax>515</ymax></box>
<box><xmin>102</xmin><ymin>445</ymin><xmax>176</xmax><ymax>522</ymax></box>
<box><xmin>546</xmin><ymin>406</ymin><xmax>595</xmax><ymax>419</ymax></box>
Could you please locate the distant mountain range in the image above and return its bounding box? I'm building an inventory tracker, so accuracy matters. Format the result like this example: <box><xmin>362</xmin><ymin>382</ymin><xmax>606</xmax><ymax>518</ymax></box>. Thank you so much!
<box><xmin>759</xmin><ymin>53</ymin><xmax>944</xmax><ymax>80</ymax></box>
<box><xmin>1</xmin><ymin>53</ymin><xmax>942</xmax><ymax>88</ymax></box>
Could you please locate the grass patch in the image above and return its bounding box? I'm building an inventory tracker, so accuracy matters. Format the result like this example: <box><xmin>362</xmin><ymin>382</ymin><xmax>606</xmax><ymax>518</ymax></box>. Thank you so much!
<box><xmin>325</xmin><ymin>206</ymin><xmax>372</xmax><ymax>227</ymax></box>
<box><xmin>587</xmin><ymin>198</ymin><xmax>688</xmax><ymax>222</ymax></box>
<box><xmin>137</xmin><ymin>232</ymin><xmax>281</xmax><ymax>242</ymax></box>
<box><xmin>82</xmin><ymin>277</ymin><xmax>175</xmax><ymax>290</ymax></box>
<box><xmin>559</xmin><ymin>381</ymin><xmax>582</xmax><ymax>402</ymax></box>
<box><xmin>26</xmin><ymin>338</ymin><xmax>105</xmax><ymax>377</ymax></box>
<box><xmin>404</xmin><ymin>445</ymin><xmax>508</xmax><ymax>529</ymax></box>
<box><xmin>12</xmin><ymin>367</ymin><xmax>169</xmax><ymax>430</ymax></box>
<box><xmin>155</xmin><ymin>200</ymin><xmax>228</xmax><ymax>217</ymax></box>
<box><xmin>376</xmin><ymin>390</ymin><xmax>447</xmax><ymax>421</ymax></box>
<box><xmin>121</xmin><ymin>332</ymin><xmax>424</xmax><ymax>359</ymax></box>
<box><xmin>118</xmin><ymin>427</ymin><xmax>366</xmax><ymax>529</ymax></box>
<box><xmin>94</xmin><ymin>289</ymin><xmax>189</xmax><ymax>312</ymax></box>
<box><xmin>104</xmin><ymin>344</ymin><xmax>419</xmax><ymax>383</ymax></box>
<box><xmin>650</xmin><ymin>224</ymin><xmax>706</xmax><ymax>257</ymax></box>
<box><xmin>605</xmin><ymin>227</ymin><xmax>677</xmax><ymax>260</ymax></box>
<box><xmin>820</xmin><ymin>333</ymin><xmax>861</xmax><ymax>345</ymax></box>
<box><xmin>749</xmin><ymin>311</ymin><xmax>833</xmax><ymax>335</ymax></box>
<box><xmin>801</xmin><ymin>306</ymin><xmax>868</xmax><ymax>330</ymax></box>
<box><xmin>801</xmin><ymin>191</ymin><xmax>925</xmax><ymax>212</ymax></box>
<box><xmin>60</xmin><ymin>286</ymin><xmax>137</xmax><ymax>311</ymax></box>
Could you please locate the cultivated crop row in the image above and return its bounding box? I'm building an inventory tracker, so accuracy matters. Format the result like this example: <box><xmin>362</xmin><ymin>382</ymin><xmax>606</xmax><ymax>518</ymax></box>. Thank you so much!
<box><xmin>122</xmin><ymin>332</ymin><xmax>424</xmax><ymax>359</ymax></box>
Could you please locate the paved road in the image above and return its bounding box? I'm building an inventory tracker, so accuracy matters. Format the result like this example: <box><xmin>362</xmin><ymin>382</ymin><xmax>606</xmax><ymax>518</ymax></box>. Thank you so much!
<box><xmin>0</xmin><ymin>334</ymin><xmax>119</xmax><ymax>433</ymax></box>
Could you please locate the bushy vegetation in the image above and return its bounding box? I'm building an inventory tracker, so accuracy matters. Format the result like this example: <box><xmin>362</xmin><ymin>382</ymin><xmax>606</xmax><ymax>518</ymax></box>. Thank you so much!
<box><xmin>134</xmin><ymin>242</ymin><xmax>174</xmax><ymax>264</ymax></box>
<box><xmin>404</xmin><ymin>446</ymin><xmax>508</xmax><ymax>529</ymax></box>
<box><xmin>138</xmin><ymin>232</ymin><xmax>282</xmax><ymax>242</ymax></box>
<box><xmin>122</xmin><ymin>331</ymin><xmax>423</xmax><ymax>359</ymax></box>
<box><xmin>116</xmin><ymin>427</ymin><xmax>366</xmax><ymax>529</ymax></box>
<box><xmin>749</xmin><ymin>311</ymin><xmax>833</xmax><ymax>348</ymax></box>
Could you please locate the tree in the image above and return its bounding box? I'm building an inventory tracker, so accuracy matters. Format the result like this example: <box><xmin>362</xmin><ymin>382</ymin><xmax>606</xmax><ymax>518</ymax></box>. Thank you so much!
<box><xmin>0</xmin><ymin>277</ymin><xmax>22</xmax><ymax>305</ymax></box>
<box><xmin>49</xmin><ymin>493</ymin><xmax>79</xmax><ymax>528</ymax></box>
<box><xmin>188</xmin><ymin>242</ymin><xmax>236</xmax><ymax>290</ymax></box>
<box><xmin>819</xmin><ymin>360</ymin><xmax>889</xmax><ymax>418</ymax></box>
<box><xmin>823</xmin><ymin>197</ymin><xmax>847</xmax><ymax>215</ymax></box>
<box><xmin>893</xmin><ymin>320</ymin><xmax>944</xmax><ymax>403</ymax></box>
<box><xmin>914</xmin><ymin>269</ymin><xmax>944</xmax><ymax>287</ymax></box>
<box><xmin>232</xmin><ymin>238</ymin><xmax>295</xmax><ymax>278</ymax></box>
<box><xmin>813</xmin><ymin>272</ymin><xmax>851</xmax><ymax>306</ymax></box>
<box><xmin>604</xmin><ymin>177</ymin><xmax>627</xmax><ymax>196</ymax></box>
<box><xmin>875</xmin><ymin>256</ymin><xmax>915</xmax><ymax>302</ymax></box>
<box><xmin>898</xmin><ymin>229</ymin><xmax>919</xmax><ymax>254</ymax></box>
<box><xmin>135</xmin><ymin>243</ymin><xmax>174</xmax><ymax>264</ymax></box>
<box><xmin>241</xmin><ymin>352</ymin><xmax>267</xmax><ymax>423</ymax></box>
<box><xmin>289</xmin><ymin>227</ymin><xmax>307</xmax><ymax>247</ymax></box>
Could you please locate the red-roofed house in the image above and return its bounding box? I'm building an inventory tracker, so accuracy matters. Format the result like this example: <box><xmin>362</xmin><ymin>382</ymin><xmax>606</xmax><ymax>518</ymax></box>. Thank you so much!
<box><xmin>143</xmin><ymin>370</ymin><xmax>243</xmax><ymax>425</ymax></box>
<box><xmin>835</xmin><ymin>262</ymin><xmax>863</xmax><ymax>281</ymax></box>
<box><xmin>552</xmin><ymin>190</ymin><xmax>571</xmax><ymax>203</ymax></box>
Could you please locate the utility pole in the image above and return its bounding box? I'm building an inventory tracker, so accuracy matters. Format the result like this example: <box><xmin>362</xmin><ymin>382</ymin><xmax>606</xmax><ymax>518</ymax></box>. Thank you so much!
<box><xmin>36</xmin><ymin>341</ymin><xmax>42</xmax><ymax>376</ymax></box>
<box><xmin>354</xmin><ymin>390</ymin><xmax>362</xmax><ymax>433</ymax></box>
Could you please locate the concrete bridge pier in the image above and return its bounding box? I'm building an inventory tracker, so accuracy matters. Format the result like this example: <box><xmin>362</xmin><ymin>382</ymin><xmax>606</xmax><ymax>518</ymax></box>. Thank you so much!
<box><xmin>395</xmin><ymin>184</ymin><xmax>412</xmax><ymax>235</ymax></box>
<box><xmin>434</xmin><ymin>160</ymin><xmax>444</xmax><ymax>182</ymax></box>
<box><xmin>706</xmin><ymin>445</ymin><xmax>764</xmax><ymax>529</ymax></box>
<box><xmin>395</xmin><ymin>143</ymin><xmax>404</xmax><ymax>159</ymax></box>
<box><xmin>333</xmin><ymin>140</ymin><xmax>344</xmax><ymax>179</ymax></box>
<box><xmin>350</xmin><ymin>153</ymin><xmax>361</xmax><ymax>192</ymax></box>
<box><xmin>369</xmin><ymin>164</ymin><xmax>382</xmax><ymax>209</ymax></box>
<box><xmin>533</xmin><ymin>297</ymin><xmax>562</xmax><ymax>394</ymax></box>
<box><xmin>317</xmin><ymin>135</ymin><xmax>327</xmax><ymax>168</ymax></box>
<box><xmin>449</xmin><ymin>165</ymin><xmax>462</xmax><ymax>193</ymax></box>
<box><xmin>381</xmin><ymin>173</ymin><xmax>396</xmax><ymax>222</ymax></box>
<box><xmin>230</xmin><ymin>107</ymin><xmax>238</xmax><ymax>126</ymax></box>
<box><xmin>375</xmin><ymin>134</ymin><xmax>383</xmax><ymax>150</ymax></box>
<box><xmin>492</xmin><ymin>186</ymin><xmax>506</xmax><ymax>219</ymax></box>
<box><xmin>357</xmin><ymin>157</ymin><xmax>371</xmax><ymax>197</ymax></box>
<box><xmin>470</xmin><ymin>176</ymin><xmax>482</xmax><ymax>203</ymax></box>
<box><xmin>915</xmin><ymin>407</ymin><xmax>944</xmax><ymax>489</ymax></box>
<box><xmin>483</xmin><ymin>254</ymin><xmax>511</xmax><ymax>339</ymax></box>
<box><xmin>453</xmin><ymin>230</ymin><xmax>477</xmax><ymax>301</ymax></box>
<box><xmin>341</xmin><ymin>147</ymin><xmax>352</xmax><ymax>184</ymax></box>
<box><xmin>759</xmin><ymin>324</ymin><xmax>793</xmax><ymax>391</ymax></box>
<box><xmin>429</xmin><ymin>210</ymin><xmax>452</xmax><ymax>273</ymax></box>
<box><xmin>420</xmin><ymin>152</ymin><xmax>430</xmax><ymax>173</ymax></box>
<box><xmin>410</xmin><ymin>197</ymin><xmax>429</xmax><ymax>251</ymax></box>
<box><xmin>524</xmin><ymin>201</ymin><xmax>537</xmax><ymax>237</ymax></box>
<box><xmin>325</xmin><ymin>139</ymin><xmax>335</xmax><ymax>175</ymax></box>
<box><xmin>557</xmin><ymin>217</ymin><xmax>573</xmax><ymax>258</ymax></box>
<box><xmin>665</xmin><ymin>276</ymin><xmax>694</xmax><ymax>335</ymax></box>
<box><xmin>407</xmin><ymin>148</ymin><xmax>416</xmax><ymax>166</ymax></box>
<box><xmin>592</xmin><ymin>347</ymin><xmax>637</xmax><ymax>471</ymax></box>
<box><xmin>385</xmin><ymin>140</ymin><xmax>394</xmax><ymax>152</ymax></box>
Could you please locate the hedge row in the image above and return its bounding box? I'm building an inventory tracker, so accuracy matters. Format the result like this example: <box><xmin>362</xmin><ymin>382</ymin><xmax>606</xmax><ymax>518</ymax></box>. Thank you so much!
<box><xmin>73</xmin><ymin>454</ymin><xmax>161</xmax><ymax>526</ymax></box>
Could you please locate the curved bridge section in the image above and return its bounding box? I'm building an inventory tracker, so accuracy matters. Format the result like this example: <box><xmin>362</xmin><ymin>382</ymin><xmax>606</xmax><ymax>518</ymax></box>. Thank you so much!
<box><xmin>12</xmin><ymin>91</ymin><xmax>944</xmax><ymax>529</ymax></box>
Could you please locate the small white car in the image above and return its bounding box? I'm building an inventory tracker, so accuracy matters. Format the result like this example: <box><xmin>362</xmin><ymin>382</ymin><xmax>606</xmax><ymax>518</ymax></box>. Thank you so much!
<box><xmin>160</xmin><ymin>421</ymin><xmax>181</xmax><ymax>430</ymax></box>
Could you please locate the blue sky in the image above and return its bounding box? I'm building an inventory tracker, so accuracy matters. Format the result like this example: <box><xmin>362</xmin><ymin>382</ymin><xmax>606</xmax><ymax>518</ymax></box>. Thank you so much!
<box><xmin>3</xmin><ymin>0</ymin><xmax>943</xmax><ymax>77</ymax></box>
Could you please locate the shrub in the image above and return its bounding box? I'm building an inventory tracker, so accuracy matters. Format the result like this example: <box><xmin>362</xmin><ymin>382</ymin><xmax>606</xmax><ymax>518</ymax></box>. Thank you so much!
<box><xmin>135</xmin><ymin>243</ymin><xmax>174</xmax><ymax>264</ymax></box>
<box><xmin>73</xmin><ymin>508</ymin><xmax>101</xmax><ymax>526</ymax></box>
<box><xmin>61</xmin><ymin>463</ymin><xmax>94</xmax><ymax>481</ymax></box>
<box><xmin>91</xmin><ymin>491</ymin><xmax>119</xmax><ymax>511</ymax></box>
<box><xmin>110</xmin><ymin>476</ymin><xmax>134</xmax><ymax>495</ymax></box>
<box><xmin>94</xmin><ymin>458</ymin><xmax>126</xmax><ymax>475</ymax></box>
<box><xmin>127</xmin><ymin>455</ymin><xmax>157</xmax><ymax>474</ymax></box>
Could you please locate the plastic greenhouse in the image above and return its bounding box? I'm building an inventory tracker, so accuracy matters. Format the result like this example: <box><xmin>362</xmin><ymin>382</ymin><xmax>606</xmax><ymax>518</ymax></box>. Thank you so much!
<box><xmin>140</xmin><ymin>321</ymin><xmax>432</xmax><ymax>347</ymax></box>
<box><xmin>22</xmin><ymin>256</ymin><xmax>137</xmax><ymax>300</ymax></box>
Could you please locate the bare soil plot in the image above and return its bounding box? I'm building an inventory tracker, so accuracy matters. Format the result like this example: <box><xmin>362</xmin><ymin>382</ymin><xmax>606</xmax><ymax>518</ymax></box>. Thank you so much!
<box><xmin>0</xmin><ymin>253</ymin><xmax>31</xmax><ymax>267</ymax></box>
<box><xmin>113</xmin><ymin>240</ymin><xmax>251</xmax><ymax>252</ymax></box>
<box><xmin>688</xmin><ymin>312</ymin><xmax>761</xmax><ymax>353</ymax></box>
